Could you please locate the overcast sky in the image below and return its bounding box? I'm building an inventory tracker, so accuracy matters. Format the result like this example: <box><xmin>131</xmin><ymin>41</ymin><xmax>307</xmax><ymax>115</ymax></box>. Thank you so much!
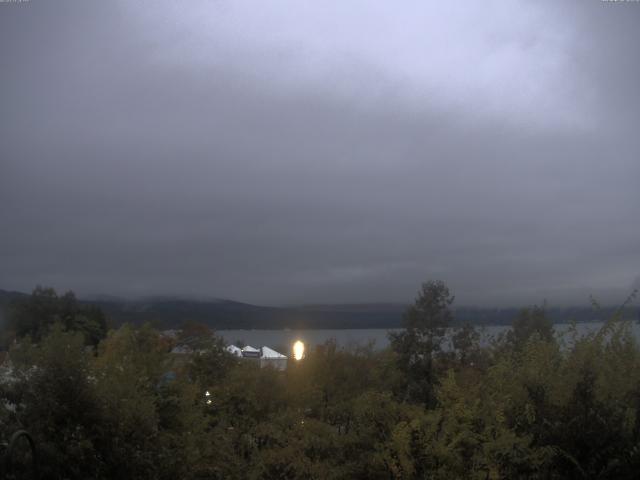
<box><xmin>1</xmin><ymin>0</ymin><xmax>639</xmax><ymax>306</ymax></box>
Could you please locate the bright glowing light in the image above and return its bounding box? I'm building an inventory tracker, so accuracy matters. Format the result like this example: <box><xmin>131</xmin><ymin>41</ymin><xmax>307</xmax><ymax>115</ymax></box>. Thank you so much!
<box><xmin>293</xmin><ymin>340</ymin><xmax>305</xmax><ymax>361</ymax></box>
<box><xmin>205</xmin><ymin>391</ymin><xmax>211</xmax><ymax>397</ymax></box>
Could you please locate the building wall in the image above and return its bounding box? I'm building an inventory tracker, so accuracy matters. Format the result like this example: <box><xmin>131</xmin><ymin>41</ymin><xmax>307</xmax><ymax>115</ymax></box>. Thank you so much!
<box><xmin>260</xmin><ymin>357</ymin><xmax>287</xmax><ymax>371</ymax></box>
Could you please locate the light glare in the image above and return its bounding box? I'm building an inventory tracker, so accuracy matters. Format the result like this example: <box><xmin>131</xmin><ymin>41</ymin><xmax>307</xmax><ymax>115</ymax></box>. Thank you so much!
<box><xmin>293</xmin><ymin>340</ymin><xmax>305</xmax><ymax>361</ymax></box>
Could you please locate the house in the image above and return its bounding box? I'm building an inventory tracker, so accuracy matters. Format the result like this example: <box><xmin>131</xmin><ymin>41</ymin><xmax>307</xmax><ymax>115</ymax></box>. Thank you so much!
<box><xmin>259</xmin><ymin>346</ymin><xmax>288</xmax><ymax>371</ymax></box>
<box><xmin>171</xmin><ymin>341</ymin><xmax>289</xmax><ymax>370</ymax></box>
<box><xmin>226</xmin><ymin>344</ymin><xmax>288</xmax><ymax>370</ymax></box>
<box><xmin>241</xmin><ymin>345</ymin><xmax>261</xmax><ymax>358</ymax></box>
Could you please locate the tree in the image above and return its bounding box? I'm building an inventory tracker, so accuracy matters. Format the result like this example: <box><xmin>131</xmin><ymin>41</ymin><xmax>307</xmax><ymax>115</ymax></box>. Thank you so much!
<box><xmin>186</xmin><ymin>333</ymin><xmax>237</xmax><ymax>388</ymax></box>
<box><xmin>93</xmin><ymin>324</ymin><xmax>181</xmax><ymax>479</ymax></box>
<box><xmin>506</xmin><ymin>305</ymin><xmax>554</xmax><ymax>351</ymax></box>
<box><xmin>7</xmin><ymin>286</ymin><xmax>107</xmax><ymax>346</ymax></box>
<box><xmin>451</xmin><ymin>323</ymin><xmax>483</xmax><ymax>367</ymax></box>
<box><xmin>179</xmin><ymin>320</ymin><xmax>215</xmax><ymax>350</ymax></box>
<box><xmin>389</xmin><ymin>280</ymin><xmax>455</xmax><ymax>406</ymax></box>
<box><xmin>5</xmin><ymin>324</ymin><xmax>105</xmax><ymax>479</ymax></box>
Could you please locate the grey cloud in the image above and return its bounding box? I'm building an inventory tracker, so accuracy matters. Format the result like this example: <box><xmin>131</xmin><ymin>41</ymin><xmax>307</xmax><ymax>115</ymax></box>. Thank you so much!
<box><xmin>1</xmin><ymin>0</ymin><xmax>639</xmax><ymax>306</ymax></box>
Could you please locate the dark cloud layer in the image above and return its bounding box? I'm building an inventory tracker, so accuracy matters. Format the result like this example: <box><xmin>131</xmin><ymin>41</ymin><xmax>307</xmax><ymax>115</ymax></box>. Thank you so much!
<box><xmin>1</xmin><ymin>0</ymin><xmax>639</xmax><ymax>306</ymax></box>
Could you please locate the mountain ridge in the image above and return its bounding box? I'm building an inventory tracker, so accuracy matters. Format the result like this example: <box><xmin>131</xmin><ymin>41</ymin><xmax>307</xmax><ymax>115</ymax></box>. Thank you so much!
<box><xmin>0</xmin><ymin>289</ymin><xmax>637</xmax><ymax>330</ymax></box>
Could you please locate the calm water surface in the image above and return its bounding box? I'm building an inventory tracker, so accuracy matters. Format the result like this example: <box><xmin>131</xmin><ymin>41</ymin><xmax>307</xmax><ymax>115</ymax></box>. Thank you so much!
<box><xmin>218</xmin><ymin>321</ymin><xmax>640</xmax><ymax>352</ymax></box>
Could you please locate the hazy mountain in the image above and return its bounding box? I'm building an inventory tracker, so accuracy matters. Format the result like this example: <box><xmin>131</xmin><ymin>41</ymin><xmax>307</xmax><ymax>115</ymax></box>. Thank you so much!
<box><xmin>1</xmin><ymin>289</ymin><xmax>637</xmax><ymax>330</ymax></box>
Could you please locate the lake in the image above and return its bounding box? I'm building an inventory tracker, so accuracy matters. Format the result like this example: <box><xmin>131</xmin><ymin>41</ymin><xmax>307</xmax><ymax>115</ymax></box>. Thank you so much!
<box><xmin>218</xmin><ymin>321</ymin><xmax>640</xmax><ymax>353</ymax></box>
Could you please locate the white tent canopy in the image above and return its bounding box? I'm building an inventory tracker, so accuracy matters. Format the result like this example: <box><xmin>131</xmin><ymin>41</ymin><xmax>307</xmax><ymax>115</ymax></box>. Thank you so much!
<box><xmin>261</xmin><ymin>346</ymin><xmax>287</xmax><ymax>359</ymax></box>
<box><xmin>226</xmin><ymin>345</ymin><xmax>243</xmax><ymax>357</ymax></box>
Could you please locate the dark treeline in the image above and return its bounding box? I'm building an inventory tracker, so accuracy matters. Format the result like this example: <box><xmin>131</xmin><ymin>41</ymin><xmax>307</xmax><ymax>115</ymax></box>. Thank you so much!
<box><xmin>0</xmin><ymin>288</ymin><xmax>635</xmax><ymax>331</ymax></box>
<box><xmin>1</xmin><ymin>282</ymin><xmax>639</xmax><ymax>479</ymax></box>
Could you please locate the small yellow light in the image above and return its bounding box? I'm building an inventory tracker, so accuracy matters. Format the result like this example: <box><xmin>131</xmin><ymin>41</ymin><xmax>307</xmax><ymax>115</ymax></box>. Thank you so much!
<box><xmin>293</xmin><ymin>340</ymin><xmax>305</xmax><ymax>361</ymax></box>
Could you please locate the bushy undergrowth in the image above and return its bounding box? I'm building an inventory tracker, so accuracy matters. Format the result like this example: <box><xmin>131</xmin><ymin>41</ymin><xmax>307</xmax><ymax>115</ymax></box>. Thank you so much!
<box><xmin>1</xmin><ymin>285</ymin><xmax>639</xmax><ymax>479</ymax></box>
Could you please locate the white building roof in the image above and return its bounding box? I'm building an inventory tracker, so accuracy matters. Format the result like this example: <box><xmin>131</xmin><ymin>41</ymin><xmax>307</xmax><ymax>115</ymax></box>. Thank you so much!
<box><xmin>261</xmin><ymin>346</ymin><xmax>287</xmax><ymax>359</ymax></box>
<box><xmin>242</xmin><ymin>345</ymin><xmax>260</xmax><ymax>353</ymax></box>
<box><xmin>226</xmin><ymin>345</ymin><xmax>243</xmax><ymax>357</ymax></box>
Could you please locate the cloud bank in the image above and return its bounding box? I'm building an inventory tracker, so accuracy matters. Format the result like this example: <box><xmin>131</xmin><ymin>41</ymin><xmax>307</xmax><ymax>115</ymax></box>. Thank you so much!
<box><xmin>1</xmin><ymin>0</ymin><xmax>638</xmax><ymax>305</ymax></box>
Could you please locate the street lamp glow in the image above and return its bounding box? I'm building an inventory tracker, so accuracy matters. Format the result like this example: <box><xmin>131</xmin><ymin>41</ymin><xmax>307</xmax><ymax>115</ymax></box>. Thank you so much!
<box><xmin>293</xmin><ymin>340</ymin><xmax>305</xmax><ymax>361</ymax></box>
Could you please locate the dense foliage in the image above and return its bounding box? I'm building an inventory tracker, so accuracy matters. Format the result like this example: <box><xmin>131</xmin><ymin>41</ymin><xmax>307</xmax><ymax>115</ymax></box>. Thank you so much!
<box><xmin>1</xmin><ymin>283</ymin><xmax>639</xmax><ymax>479</ymax></box>
<box><xmin>3</xmin><ymin>286</ymin><xmax>107</xmax><ymax>347</ymax></box>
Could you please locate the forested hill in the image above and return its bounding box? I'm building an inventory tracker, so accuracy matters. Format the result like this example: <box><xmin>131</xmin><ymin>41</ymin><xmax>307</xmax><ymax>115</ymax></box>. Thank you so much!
<box><xmin>87</xmin><ymin>298</ymin><xmax>407</xmax><ymax>330</ymax></box>
<box><xmin>0</xmin><ymin>289</ymin><xmax>636</xmax><ymax>330</ymax></box>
